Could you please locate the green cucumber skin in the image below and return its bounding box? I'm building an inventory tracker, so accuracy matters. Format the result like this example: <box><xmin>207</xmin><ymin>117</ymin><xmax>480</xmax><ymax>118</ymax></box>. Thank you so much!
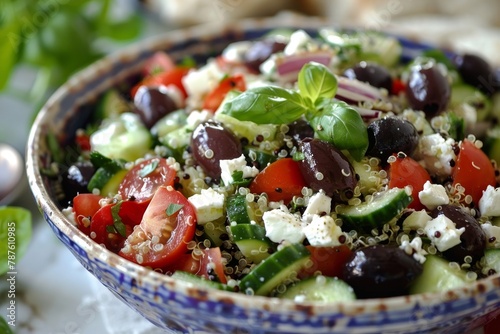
<box><xmin>483</xmin><ymin>249</ymin><xmax>500</xmax><ymax>273</ymax></box>
<box><xmin>226</xmin><ymin>194</ymin><xmax>251</xmax><ymax>225</ymax></box>
<box><xmin>239</xmin><ymin>243</ymin><xmax>310</xmax><ymax>296</ymax></box>
<box><xmin>337</xmin><ymin>188</ymin><xmax>412</xmax><ymax>232</ymax></box>
<box><xmin>278</xmin><ymin>276</ymin><xmax>356</xmax><ymax>302</ymax></box>
<box><xmin>409</xmin><ymin>255</ymin><xmax>467</xmax><ymax>294</ymax></box>
<box><xmin>171</xmin><ymin>271</ymin><xmax>233</xmax><ymax>292</ymax></box>
<box><xmin>230</xmin><ymin>224</ymin><xmax>275</xmax><ymax>264</ymax></box>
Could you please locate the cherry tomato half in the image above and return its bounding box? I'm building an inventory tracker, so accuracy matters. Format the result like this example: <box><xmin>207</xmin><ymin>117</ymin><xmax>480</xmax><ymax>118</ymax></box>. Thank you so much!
<box><xmin>73</xmin><ymin>193</ymin><xmax>103</xmax><ymax>234</ymax></box>
<box><xmin>202</xmin><ymin>74</ymin><xmax>246</xmax><ymax>112</ymax></box>
<box><xmin>141</xmin><ymin>51</ymin><xmax>176</xmax><ymax>77</ymax></box>
<box><xmin>118</xmin><ymin>157</ymin><xmax>177</xmax><ymax>203</ymax></box>
<box><xmin>90</xmin><ymin>200</ymin><xmax>149</xmax><ymax>253</ymax></box>
<box><xmin>452</xmin><ymin>140</ymin><xmax>496</xmax><ymax>205</ymax></box>
<box><xmin>249</xmin><ymin>158</ymin><xmax>307</xmax><ymax>204</ymax></box>
<box><xmin>388</xmin><ymin>154</ymin><xmax>431</xmax><ymax>210</ymax></box>
<box><xmin>165</xmin><ymin>247</ymin><xmax>227</xmax><ymax>284</ymax></box>
<box><xmin>131</xmin><ymin>67</ymin><xmax>190</xmax><ymax>98</ymax></box>
<box><xmin>119</xmin><ymin>186</ymin><xmax>197</xmax><ymax>270</ymax></box>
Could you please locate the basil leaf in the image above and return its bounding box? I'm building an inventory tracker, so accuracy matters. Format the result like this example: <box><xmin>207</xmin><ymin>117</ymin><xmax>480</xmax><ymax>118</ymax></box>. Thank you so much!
<box><xmin>111</xmin><ymin>202</ymin><xmax>127</xmax><ymax>238</ymax></box>
<box><xmin>0</xmin><ymin>315</ymin><xmax>14</xmax><ymax>334</ymax></box>
<box><xmin>222</xmin><ymin>86</ymin><xmax>308</xmax><ymax>124</ymax></box>
<box><xmin>298</xmin><ymin>62</ymin><xmax>337</xmax><ymax>106</ymax></box>
<box><xmin>308</xmin><ymin>100</ymin><xmax>368</xmax><ymax>161</ymax></box>
<box><xmin>138</xmin><ymin>159</ymin><xmax>159</xmax><ymax>178</ymax></box>
<box><xmin>0</xmin><ymin>207</ymin><xmax>32</xmax><ymax>275</ymax></box>
<box><xmin>166</xmin><ymin>203</ymin><xmax>184</xmax><ymax>217</ymax></box>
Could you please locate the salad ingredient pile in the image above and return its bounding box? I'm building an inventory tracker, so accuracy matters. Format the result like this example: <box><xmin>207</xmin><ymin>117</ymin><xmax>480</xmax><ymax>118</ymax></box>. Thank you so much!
<box><xmin>46</xmin><ymin>28</ymin><xmax>500</xmax><ymax>301</ymax></box>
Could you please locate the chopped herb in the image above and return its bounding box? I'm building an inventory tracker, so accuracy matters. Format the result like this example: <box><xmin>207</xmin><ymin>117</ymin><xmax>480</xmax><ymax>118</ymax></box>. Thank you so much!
<box><xmin>138</xmin><ymin>159</ymin><xmax>159</xmax><ymax>178</ymax></box>
<box><xmin>166</xmin><ymin>203</ymin><xmax>184</xmax><ymax>216</ymax></box>
<box><xmin>111</xmin><ymin>202</ymin><xmax>127</xmax><ymax>238</ymax></box>
<box><xmin>230</xmin><ymin>170</ymin><xmax>252</xmax><ymax>187</ymax></box>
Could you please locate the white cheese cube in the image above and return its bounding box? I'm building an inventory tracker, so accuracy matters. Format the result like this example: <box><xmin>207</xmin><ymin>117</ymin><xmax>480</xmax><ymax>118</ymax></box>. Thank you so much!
<box><xmin>418</xmin><ymin>181</ymin><xmax>449</xmax><ymax>210</ymax></box>
<box><xmin>182</xmin><ymin>60</ymin><xmax>225</xmax><ymax>99</ymax></box>
<box><xmin>424</xmin><ymin>214</ymin><xmax>465</xmax><ymax>252</ymax></box>
<box><xmin>219</xmin><ymin>154</ymin><xmax>259</xmax><ymax>186</ymax></box>
<box><xmin>479</xmin><ymin>185</ymin><xmax>500</xmax><ymax>217</ymax></box>
<box><xmin>481</xmin><ymin>222</ymin><xmax>500</xmax><ymax>248</ymax></box>
<box><xmin>417</xmin><ymin>133</ymin><xmax>456</xmax><ymax>177</ymax></box>
<box><xmin>284</xmin><ymin>30</ymin><xmax>312</xmax><ymax>55</ymax></box>
<box><xmin>188</xmin><ymin>188</ymin><xmax>225</xmax><ymax>224</ymax></box>
<box><xmin>302</xmin><ymin>190</ymin><xmax>332</xmax><ymax>223</ymax></box>
<box><xmin>303</xmin><ymin>214</ymin><xmax>344</xmax><ymax>247</ymax></box>
<box><xmin>186</xmin><ymin>110</ymin><xmax>212</xmax><ymax>130</ymax></box>
<box><xmin>263</xmin><ymin>208</ymin><xmax>305</xmax><ymax>244</ymax></box>
<box><xmin>402</xmin><ymin>210</ymin><xmax>432</xmax><ymax>232</ymax></box>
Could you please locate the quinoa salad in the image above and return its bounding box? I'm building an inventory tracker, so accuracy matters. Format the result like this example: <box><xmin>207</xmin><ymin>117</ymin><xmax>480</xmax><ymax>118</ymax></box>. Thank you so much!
<box><xmin>46</xmin><ymin>28</ymin><xmax>500</xmax><ymax>301</ymax></box>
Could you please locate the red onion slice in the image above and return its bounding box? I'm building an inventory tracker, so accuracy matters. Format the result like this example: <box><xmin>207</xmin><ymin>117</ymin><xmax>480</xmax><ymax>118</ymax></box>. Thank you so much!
<box><xmin>335</xmin><ymin>76</ymin><xmax>384</xmax><ymax>103</ymax></box>
<box><xmin>275</xmin><ymin>51</ymin><xmax>333</xmax><ymax>82</ymax></box>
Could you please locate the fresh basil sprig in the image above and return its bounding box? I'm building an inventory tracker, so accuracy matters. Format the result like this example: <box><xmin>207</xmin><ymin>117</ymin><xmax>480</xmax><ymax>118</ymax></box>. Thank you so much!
<box><xmin>221</xmin><ymin>61</ymin><xmax>369</xmax><ymax>160</ymax></box>
<box><xmin>221</xmin><ymin>86</ymin><xmax>309</xmax><ymax>124</ymax></box>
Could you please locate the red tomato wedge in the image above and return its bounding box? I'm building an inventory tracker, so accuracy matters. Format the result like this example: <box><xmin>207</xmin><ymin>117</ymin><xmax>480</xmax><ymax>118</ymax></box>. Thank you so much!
<box><xmin>165</xmin><ymin>247</ymin><xmax>227</xmax><ymax>283</ymax></box>
<box><xmin>452</xmin><ymin>140</ymin><xmax>496</xmax><ymax>205</ymax></box>
<box><xmin>249</xmin><ymin>158</ymin><xmax>307</xmax><ymax>204</ymax></box>
<box><xmin>300</xmin><ymin>245</ymin><xmax>353</xmax><ymax>279</ymax></box>
<box><xmin>118</xmin><ymin>157</ymin><xmax>177</xmax><ymax>203</ymax></box>
<box><xmin>202</xmin><ymin>74</ymin><xmax>246</xmax><ymax>112</ymax></box>
<box><xmin>388</xmin><ymin>154</ymin><xmax>431</xmax><ymax>210</ymax></box>
<box><xmin>119</xmin><ymin>186</ymin><xmax>197</xmax><ymax>270</ymax></box>
<box><xmin>73</xmin><ymin>193</ymin><xmax>103</xmax><ymax>234</ymax></box>
<box><xmin>90</xmin><ymin>200</ymin><xmax>149</xmax><ymax>253</ymax></box>
<box><xmin>131</xmin><ymin>67</ymin><xmax>190</xmax><ymax>98</ymax></box>
<box><xmin>141</xmin><ymin>51</ymin><xmax>176</xmax><ymax>77</ymax></box>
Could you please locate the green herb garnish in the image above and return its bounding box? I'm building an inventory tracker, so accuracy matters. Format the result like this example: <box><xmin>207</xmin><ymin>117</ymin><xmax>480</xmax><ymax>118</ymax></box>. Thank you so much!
<box><xmin>110</xmin><ymin>202</ymin><xmax>127</xmax><ymax>238</ymax></box>
<box><xmin>138</xmin><ymin>159</ymin><xmax>159</xmax><ymax>178</ymax></box>
<box><xmin>166</xmin><ymin>203</ymin><xmax>184</xmax><ymax>216</ymax></box>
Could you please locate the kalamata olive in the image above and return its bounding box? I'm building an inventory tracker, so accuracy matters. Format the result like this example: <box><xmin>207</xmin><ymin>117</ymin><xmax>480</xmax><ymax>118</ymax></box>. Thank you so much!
<box><xmin>286</xmin><ymin>119</ymin><xmax>314</xmax><ymax>144</ymax></box>
<box><xmin>343</xmin><ymin>62</ymin><xmax>393</xmax><ymax>92</ymax></box>
<box><xmin>405</xmin><ymin>64</ymin><xmax>451</xmax><ymax>117</ymax></box>
<box><xmin>134</xmin><ymin>85</ymin><xmax>178</xmax><ymax>128</ymax></box>
<box><xmin>366</xmin><ymin>116</ymin><xmax>419</xmax><ymax>162</ymax></box>
<box><xmin>61</xmin><ymin>160</ymin><xmax>95</xmax><ymax>201</ymax></box>
<box><xmin>298</xmin><ymin>138</ymin><xmax>357</xmax><ymax>202</ymax></box>
<box><xmin>244</xmin><ymin>39</ymin><xmax>287</xmax><ymax>73</ymax></box>
<box><xmin>453</xmin><ymin>53</ymin><xmax>499</xmax><ymax>95</ymax></box>
<box><xmin>342</xmin><ymin>244</ymin><xmax>423</xmax><ymax>299</ymax></box>
<box><xmin>191</xmin><ymin>121</ymin><xmax>242</xmax><ymax>181</ymax></box>
<box><xmin>430</xmin><ymin>204</ymin><xmax>486</xmax><ymax>263</ymax></box>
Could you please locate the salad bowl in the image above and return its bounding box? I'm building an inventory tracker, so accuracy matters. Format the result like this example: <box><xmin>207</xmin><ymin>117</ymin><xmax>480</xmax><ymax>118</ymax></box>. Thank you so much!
<box><xmin>26</xmin><ymin>14</ymin><xmax>500</xmax><ymax>334</ymax></box>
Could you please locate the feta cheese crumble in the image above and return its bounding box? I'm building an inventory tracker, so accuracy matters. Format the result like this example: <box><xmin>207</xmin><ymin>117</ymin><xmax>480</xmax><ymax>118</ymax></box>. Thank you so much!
<box><xmin>188</xmin><ymin>188</ymin><xmax>225</xmax><ymax>224</ymax></box>
<box><xmin>479</xmin><ymin>185</ymin><xmax>500</xmax><ymax>217</ymax></box>
<box><xmin>481</xmin><ymin>222</ymin><xmax>500</xmax><ymax>248</ymax></box>
<box><xmin>303</xmin><ymin>214</ymin><xmax>344</xmax><ymax>247</ymax></box>
<box><xmin>417</xmin><ymin>133</ymin><xmax>456</xmax><ymax>177</ymax></box>
<box><xmin>263</xmin><ymin>207</ymin><xmax>305</xmax><ymax>244</ymax></box>
<box><xmin>402</xmin><ymin>210</ymin><xmax>432</xmax><ymax>232</ymax></box>
<box><xmin>219</xmin><ymin>154</ymin><xmax>259</xmax><ymax>186</ymax></box>
<box><xmin>302</xmin><ymin>190</ymin><xmax>332</xmax><ymax>223</ymax></box>
<box><xmin>424</xmin><ymin>214</ymin><xmax>465</xmax><ymax>252</ymax></box>
<box><xmin>418</xmin><ymin>181</ymin><xmax>449</xmax><ymax>210</ymax></box>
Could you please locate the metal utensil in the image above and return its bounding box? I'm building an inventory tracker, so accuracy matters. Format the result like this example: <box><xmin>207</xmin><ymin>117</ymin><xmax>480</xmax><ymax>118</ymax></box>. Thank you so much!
<box><xmin>0</xmin><ymin>144</ymin><xmax>25</xmax><ymax>205</ymax></box>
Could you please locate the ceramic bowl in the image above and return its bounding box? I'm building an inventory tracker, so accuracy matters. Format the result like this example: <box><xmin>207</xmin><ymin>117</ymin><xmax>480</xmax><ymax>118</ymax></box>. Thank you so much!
<box><xmin>26</xmin><ymin>14</ymin><xmax>500</xmax><ymax>334</ymax></box>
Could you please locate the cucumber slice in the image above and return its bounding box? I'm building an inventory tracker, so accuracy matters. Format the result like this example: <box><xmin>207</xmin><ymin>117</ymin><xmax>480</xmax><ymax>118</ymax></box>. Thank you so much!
<box><xmin>87</xmin><ymin>151</ymin><xmax>127</xmax><ymax>194</ymax></box>
<box><xmin>151</xmin><ymin>109</ymin><xmax>187</xmax><ymax>138</ymax></box>
<box><xmin>171</xmin><ymin>271</ymin><xmax>233</xmax><ymax>292</ymax></box>
<box><xmin>484</xmin><ymin>126</ymin><xmax>500</xmax><ymax>166</ymax></box>
<box><xmin>214</xmin><ymin>112</ymin><xmax>278</xmax><ymax>143</ymax></box>
<box><xmin>230</xmin><ymin>224</ymin><xmax>276</xmax><ymax>264</ymax></box>
<box><xmin>277</xmin><ymin>276</ymin><xmax>356</xmax><ymax>302</ymax></box>
<box><xmin>336</xmin><ymin>187</ymin><xmax>412</xmax><ymax>232</ymax></box>
<box><xmin>89</xmin><ymin>151</ymin><xmax>125</xmax><ymax>172</ymax></box>
<box><xmin>348</xmin><ymin>157</ymin><xmax>384</xmax><ymax>196</ymax></box>
<box><xmin>482</xmin><ymin>249</ymin><xmax>500</xmax><ymax>274</ymax></box>
<box><xmin>226</xmin><ymin>194</ymin><xmax>260</xmax><ymax>225</ymax></box>
<box><xmin>450</xmin><ymin>84</ymin><xmax>492</xmax><ymax>122</ymax></box>
<box><xmin>239</xmin><ymin>243</ymin><xmax>310</xmax><ymax>296</ymax></box>
<box><xmin>94</xmin><ymin>89</ymin><xmax>131</xmax><ymax>121</ymax></box>
<box><xmin>409</xmin><ymin>255</ymin><xmax>467</xmax><ymax>294</ymax></box>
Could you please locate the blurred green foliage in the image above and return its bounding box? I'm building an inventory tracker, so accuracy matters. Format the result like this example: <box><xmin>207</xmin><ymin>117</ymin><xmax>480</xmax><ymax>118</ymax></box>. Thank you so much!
<box><xmin>0</xmin><ymin>0</ymin><xmax>143</xmax><ymax>107</ymax></box>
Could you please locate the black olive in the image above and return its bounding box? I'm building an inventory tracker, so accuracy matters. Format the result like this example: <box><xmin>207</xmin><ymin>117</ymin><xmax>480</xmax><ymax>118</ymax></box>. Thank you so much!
<box><xmin>133</xmin><ymin>85</ymin><xmax>178</xmax><ymax>128</ymax></box>
<box><xmin>366</xmin><ymin>116</ymin><xmax>419</xmax><ymax>162</ymax></box>
<box><xmin>286</xmin><ymin>119</ymin><xmax>314</xmax><ymax>144</ymax></box>
<box><xmin>342</xmin><ymin>244</ymin><xmax>423</xmax><ymax>299</ymax></box>
<box><xmin>343</xmin><ymin>62</ymin><xmax>393</xmax><ymax>92</ymax></box>
<box><xmin>453</xmin><ymin>53</ymin><xmax>499</xmax><ymax>95</ymax></box>
<box><xmin>430</xmin><ymin>205</ymin><xmax>486</xmax><ymax>263</ymax></box>
<box><xmin>61</xmin><ymin>160</ymin><xmax>95</xmax><ymax>201</ymax></box>
<box><xmin>190</xmin><ymin>121</ymin><xmax>242</xmax><ymax>181</ymax></box>
<box><xmin>297</xmin><ymin>138</ymin><xmax>357</xmax><ymax>202</ymax></box>
<box><xmin>244</xmin><ymin>39</ymin><xmax>287</xmax><ymax>73</ymax></box>
<box><xmin>405</xmin><ymin>64</ymin><xmax>451</xmax><ymax>117</ymax></box>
